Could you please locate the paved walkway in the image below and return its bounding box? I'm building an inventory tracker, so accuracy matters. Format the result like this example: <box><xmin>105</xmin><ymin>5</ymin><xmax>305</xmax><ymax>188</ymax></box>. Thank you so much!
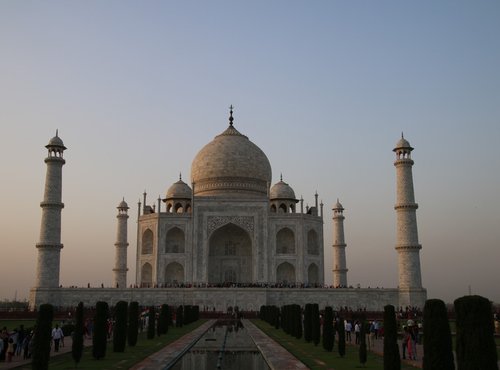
<box><xmin>368</xmin><ymin>336</ymin><xmax>422</xmax><ymax>368</ymax></box>
<box><xmin>243</xmin><ymin>319</ymin><xmax>308</xmax><ymax>369</ymax></box>
<box><xmin>0</xmin><ymin>336</ymin><xmax>93</xmax><ymax>369</ymax></box>
<box><xmin>129</xmin><ymin>319</ymin><xmax>214</xmax><ymax>370</ymax></box>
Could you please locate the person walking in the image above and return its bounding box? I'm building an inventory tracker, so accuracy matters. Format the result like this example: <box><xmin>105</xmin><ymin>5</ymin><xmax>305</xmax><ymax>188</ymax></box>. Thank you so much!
<box><xmin>51</xmin><ymin>324</ymin><xmax>64</xmax><ymax>352</ymax></box>
<box><xmin>345</xmin><ymin>320</ymin><xmax>352</xmax><ymax>343</ymax></box>
<box><xmin>354</xmin><ymin>321</ymin><xmax>361</xmax><ymax>344</ymax></box>
<box><xmin>6</xmin><ymin>338</ymin><xmax>14</xmax><ymax>362</ymax></box>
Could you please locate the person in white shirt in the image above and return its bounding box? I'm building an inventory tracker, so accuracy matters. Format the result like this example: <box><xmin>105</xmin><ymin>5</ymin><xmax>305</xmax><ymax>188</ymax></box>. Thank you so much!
<box><xmin>51</xmin><ymin>324</ymin><xmax>64</xmax><ymax>352</ymax></box>
<box><xmin>345</xmin><ymin>320</ymin><xmax>352</xmax><ymax>342</ymax></box>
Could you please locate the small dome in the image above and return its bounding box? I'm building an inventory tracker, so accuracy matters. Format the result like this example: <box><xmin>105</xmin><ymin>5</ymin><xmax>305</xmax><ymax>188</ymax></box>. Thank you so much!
<box><xmin>118</xmin><ymin>199</ymin><xmax>129</xmax><ymax>209</ymax></box>
<box><xmin>270</xmin><ymin>179</ymin><xmax>296</xmax><ymax>200</ymax></box>
<box><xmin>166</xmin><ymin>178</ymin><xmax>192</xmax><ymax>199</ymax></box>
<box><xmin>333</xmin><ymin>199</ymin><xmax>344</xmax><ymax>210</ymax></box>
<box><xmin>46</xmin><ymin>131</ymin><xmax>66</xmax><ymax>149</ymax></box>
<box><xmin>393</xmin><ymin>134</ymin><xmax>413</xmax><ymax>152</ymax></box>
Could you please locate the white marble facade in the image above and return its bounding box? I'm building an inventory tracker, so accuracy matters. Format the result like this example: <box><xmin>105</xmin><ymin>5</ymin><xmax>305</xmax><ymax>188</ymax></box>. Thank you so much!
<box><xmin>136</xmin><ymin>112</ymin><xmax>324</xmax><ymax>287</ymax></box>
<box><xmin>30</xmin><ymin>111</ymin><xmax>427</xmax><ymax>310</ymax></box>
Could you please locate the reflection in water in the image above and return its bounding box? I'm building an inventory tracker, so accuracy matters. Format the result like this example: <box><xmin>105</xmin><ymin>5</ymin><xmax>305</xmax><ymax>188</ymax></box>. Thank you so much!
<box><xmin>170</xmin><ymin>320</ymin><xmax>270</xmax><ymax>370</ymax></box>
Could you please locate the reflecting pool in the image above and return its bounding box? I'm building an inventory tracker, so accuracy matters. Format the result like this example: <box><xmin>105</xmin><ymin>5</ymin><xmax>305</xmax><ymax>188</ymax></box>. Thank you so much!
<box><xmin>169</xmin><ymin>320</ymin><xmax>270</xmax><ymax>370</ymax></box>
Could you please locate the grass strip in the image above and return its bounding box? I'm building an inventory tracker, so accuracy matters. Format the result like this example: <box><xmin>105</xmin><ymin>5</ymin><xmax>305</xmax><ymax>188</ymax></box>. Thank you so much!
<box><xmin>13</xmin><ymin>319</ymin><xmax>206</xmax><ymax>370</ymax></box>
<box><xmin>252</xmin><ymin>319</ymin><xmax>417</xmax><ymax>370</ymax></box>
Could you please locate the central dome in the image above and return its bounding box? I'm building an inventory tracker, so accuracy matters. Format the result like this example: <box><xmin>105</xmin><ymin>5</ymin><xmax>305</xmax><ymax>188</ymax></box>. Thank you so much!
<box><xmin>191</xmin><ymin>114</ymin><xmax>272</xmax><ymax>197</ymax></box>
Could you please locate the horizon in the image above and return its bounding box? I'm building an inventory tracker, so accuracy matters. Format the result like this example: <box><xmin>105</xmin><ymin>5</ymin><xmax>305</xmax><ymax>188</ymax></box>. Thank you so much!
<box><xmin>1</xmin><ymin>1</ymin><xmax>499</xmax><ymax>305</ymax></box>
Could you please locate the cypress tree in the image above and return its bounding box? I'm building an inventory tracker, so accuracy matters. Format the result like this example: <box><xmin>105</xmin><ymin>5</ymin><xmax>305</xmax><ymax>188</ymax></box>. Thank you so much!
<box><xmin>147</xmin><ymin>306</ymin><xmax>156</xmax><ymax>339</ymax></box>
<box><xmin>274</xmin><ymin>306</ymin><xmax>280</xmax><ymax>330</ymax></box>
<box><xmin>158</xmin><ymin>304</ymin><xmax>169</xmax><ymax>335</ymax></box>
<box><xmin>167</xmin><ymin>304</ymin><xmax>173</xmax><ymax>327</ymax></box>
<box><xmin>72</xmin><ymin>302</ymin><xmax>84</xmax><ymax>366</ymax></box>
<box><xmin>338</xmin><ymin>316</ymin><xmax>346</xmax><ymax>357</ymax></box>
<box><xmin>295</xmin><ymin>305</ymin><xmax>303</xmax><ymax>339</ymax></box>
<box><xmin>359</xmin><ymin>320</ymin><xmax>368</xmax><ymax>367</ymax></box>
<box><xmin>312</xmin><ymin>304</ymin><xmax>320</xmax><ymax>346</ymax></box>
<box><xmin>92</xmin><ymin>301</ymin><xmax>109</xmax><ymax>360</ymax></box>
<box><xmin>383</xmin><ymin>304</ymin><xmax>401</xmax><ymax>370</ymax></box>
<box><xmin>281</xmin><ymin>306</ymin><xmax>288</xmax><ymax>335</ymax></box>
<box><xmin>454</xmin><ymin>295</ymin><xmax>498</xmax><ymax>370</ymax></box>
<box><xmin>286</xmin><ymin>306</ymin><xmax>292</xmax><ymax>335</ymax></box>
<box><xmin>304</xmin><ymin>303</ymin><xmax>312</xmax><ymax>342</ymax></box>
<box><xmin>32</xmin><ymin>303</ymin><xmax>53</xmax><ymax>370</ymax></box>
<box><xmin>323</xmin><ymin>306</ymin><xmax>334</xmax><ymax>351</ymax></box>
<box><xmin>183</xmin><ymin>305</ymin><xmax>191</xmax><ymax>325</ymax></box>
<box><xmin>422</xmin><ymin>299</ymin><xmax>454</xmax><ymax>370</ymax></box>
<box><xmin>113</xmin><ymin>301</ymin><xmax>128</xmax><ymax>352</ymax></box>
<box><xmin>127</xmin><ymin>301</ymin><xmax>139</xmax><ymax>347</ymax></box>
<box><xmin>176</xmin><ymin>306</ymin><xmax>184</xmax><ymax>328</ymax></box>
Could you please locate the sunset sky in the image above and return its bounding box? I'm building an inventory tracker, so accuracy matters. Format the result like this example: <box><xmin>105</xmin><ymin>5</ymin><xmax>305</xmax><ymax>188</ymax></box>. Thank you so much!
<box><xmin>1</xmin><ymin>1</ymin><xmax>499</xmax><ymax>303</ymax></box>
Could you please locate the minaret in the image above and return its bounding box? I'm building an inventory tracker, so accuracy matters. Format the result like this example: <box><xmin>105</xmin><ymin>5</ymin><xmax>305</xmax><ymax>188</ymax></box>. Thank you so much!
<box><xmin>393</xmin><ymin>134</ymin><xmax>425</xmax><ymax>305</ymax></box>
<box><xmin>113</xmin><ymin>198</ymin><xmax>129</xmax><ymax>288</ymax></box>
<box><xmin>332</xmin><ymin>199</ymin><xmax>348</xmax><ymax>287</ymax></box>
<box><xmin>35</xmin><ymin>131</ymin><xmax>66</xmax><ymax>288</ymax></box>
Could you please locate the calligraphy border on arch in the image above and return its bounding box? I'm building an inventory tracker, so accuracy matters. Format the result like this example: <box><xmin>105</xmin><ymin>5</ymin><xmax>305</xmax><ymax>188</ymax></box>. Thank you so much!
<box><xmin>207</xmin><ymin>216</ymin><xmax>254</xmax><ymax>237</ymax></box>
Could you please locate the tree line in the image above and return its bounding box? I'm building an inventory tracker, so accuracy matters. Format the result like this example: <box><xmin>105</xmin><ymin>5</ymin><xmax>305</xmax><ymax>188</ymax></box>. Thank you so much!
<box><xmin>260</xmin><ymin>295</ymin><xmax>498</xmax><ymax>369</ymax></box>
<box><xmin>31</xmin><ymin>301</ymin><xmax>200</xmax><ymax>370</ymax></box>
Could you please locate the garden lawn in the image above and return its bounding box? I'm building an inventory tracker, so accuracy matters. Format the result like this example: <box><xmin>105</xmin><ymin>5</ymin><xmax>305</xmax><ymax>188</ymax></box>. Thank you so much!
<box><xmin>14</xmin><ymin>320</ymin><xmax>206</xmax><ymax>370</ymax></box>
<box><xmin>0</xmin><ymin>320</ymin><xmax>36</xmax><ymax>331</ymax></box>
<box><xmin>252</xmin><ymin>319</ymin><xmax>416</xmax><ymax>370</ymax></box>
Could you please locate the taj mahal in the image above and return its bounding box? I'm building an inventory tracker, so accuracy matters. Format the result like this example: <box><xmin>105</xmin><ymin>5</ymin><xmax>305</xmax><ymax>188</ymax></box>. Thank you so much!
<box><xmin>29</xmin><ymin>108</ymin><xmax>426</xmax><ymax>311</ymax></box>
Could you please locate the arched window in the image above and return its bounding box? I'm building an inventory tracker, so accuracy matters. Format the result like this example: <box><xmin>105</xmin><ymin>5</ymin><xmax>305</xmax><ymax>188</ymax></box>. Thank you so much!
<box><xmin>279</xmin><ymin>204</ymin><xmax>287</xmax><ymax>213</ymax></box>
<box><xmin>141</xmin><ymin>262</ymin><xmax>153</xmax><ymax>287</ymax></box>
<box><xmin>165</xmin><ymin>227</ymin><xmax>185</xmax><ymax>253</ymax></box>
<box><xmin>224</xmin><ymin>268</ymin><xmax>237</xmax><ymax>282</ymax></box>
<box><xmin>208</xmin><ymin>223</ymin><xmax>252</xmax><ymax>284</ymax></box>
<box><xmin>142</xmin><ymin>229</ymin><xmax>153</xmax><ymax>254</ymax></box>
<box><xmin>165</xmin><ymin>262</ymin><xmax>184</xmax><ymax>283</ymax></box>
<box><xmin>307</xmin><ymin>229</ymin><xmax>319</xmax><ymax>255</ymax></box>
<box><xmin>276</xmin><ymin>262</ymin><xmax>295</xmax><ymax>283</ymax></box>
<box><xmin>276</xmin><ymin>227</ymin><xmax>295</xmax><ymax>254</ymax></box>
<box><xmin>270</xmin><ymin>204</ymin><xmax>277</xmax><ymax>213</ymax></box>
<box><xmin>308</xmin><ymin>263</ymin><xmax>319</xmax><ymax>285</ymax></box>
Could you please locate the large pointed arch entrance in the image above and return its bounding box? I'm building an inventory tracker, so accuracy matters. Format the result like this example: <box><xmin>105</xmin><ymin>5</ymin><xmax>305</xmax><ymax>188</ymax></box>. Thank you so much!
<box><xmin>208</xmin><ymin>223</ymin><xmax>252</xmax><ymax>284</ymax></box>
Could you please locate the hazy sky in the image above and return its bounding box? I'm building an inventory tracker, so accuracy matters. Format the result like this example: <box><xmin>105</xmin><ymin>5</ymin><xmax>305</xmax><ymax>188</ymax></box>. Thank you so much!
<box><xmin>1</xmin><ymin>1</ymin><xmax>499</xmax><ymax>304</ymax></box>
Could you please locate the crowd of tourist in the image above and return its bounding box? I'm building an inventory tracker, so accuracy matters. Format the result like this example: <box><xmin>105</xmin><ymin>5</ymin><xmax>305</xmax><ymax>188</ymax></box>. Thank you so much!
<box><xmin>0</xmin><ymin>325</ymin><xmax>34</xmax><ymax>362</ymax></box>
<box><xmin>63</xmin><ymin>281</ymin><xmax>391</xmax><ymax>289</ymax></box>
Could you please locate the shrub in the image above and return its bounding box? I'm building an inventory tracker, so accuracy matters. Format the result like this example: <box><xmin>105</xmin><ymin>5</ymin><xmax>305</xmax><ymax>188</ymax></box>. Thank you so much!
<box><xmin>312</xmin><ymin>304</ymin><xmax>320</xmax><ymax>346</ymax></box>
<box><xmin>32</xmin><ymin>303</ymin><xmax>53</xmax><ymax>370</ymax></box>
<box><xmin>323</xmin><ymin>306</ymin><xmax>334</xmax><ymax>351</ymax></box>
<box><xmin>61</xmin><ymin>323</ymin><xmax>75</xmax><ymax>337</ymax></box>
<box><xmin>454</xmin><ymin>295</ymin><xmax>498</xmax><ymax>370</ymax></box>
<box><xmin>422</xmin><ymin>299</ymin><xmax>454</xmax><ymax>370</ymax></box>
<box><xmin>304</xmin><ymin>303</ymin><xmax>312</xmax><ymax>342</ymax></box>
<box><xmin>113</xmin><ymin>301</ymin><xmax>128</xmax><ymax>352</ymax></box>
<box><xmin>295</xmin><ymin>305</ymin><xmax>302</xmax><ymax>340</ymax></box>
<box><xmin>127</xmin><ymin>301</ymin><xmax>139</xmax><ymax>347</ymax></box>
<box><xmin>383</xmin><ymin>304</ymin><xmax>400</xmax><ymax>370</ymax></box>
<box><xmin>72</xmin><ymin>302</ymin><xmax>84</xmax><ymax>366</ymax></box>
<box><xmin>158</xmin><ymin>304</ymin><xmax>169</xmax><ymax>335</ymax></box>
<box><xmin>176</xmin><ymin>306</ymin><xmax>184</xmax><ymax>328</ymax></box>
<box><xmin>92</xmin><ymin>301</ymin><xmax>109</xmax><ymax>359</ymax></box>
